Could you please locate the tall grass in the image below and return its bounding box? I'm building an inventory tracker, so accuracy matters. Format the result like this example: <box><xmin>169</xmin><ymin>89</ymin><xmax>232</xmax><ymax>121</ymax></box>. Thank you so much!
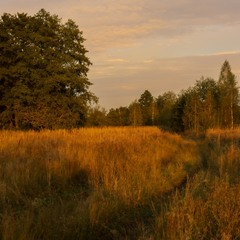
<box><xmin>0</xmin><ymin>127</ymin><xmax>200</xmax><ymax>239</ymax></box>
<box><xmin>155</xmin><ymin>175</ymin><xmax>240</xmax><ymax>239</ymax></box>
<box><xmin>154</xmin><ymin>128</ymin><xmax>240</xmax><ymax>240</ymax></box>
<box><xmin>3</xmin><ymin>127</ymin><xmax>239</xmax><ymax>239</ymax></box>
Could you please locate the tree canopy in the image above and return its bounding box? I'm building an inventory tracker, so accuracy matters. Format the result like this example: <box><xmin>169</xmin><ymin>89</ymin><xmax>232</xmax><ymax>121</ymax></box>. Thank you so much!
<box><xmin>0</xmin><ymin>9</ymin><xmax>96</xmax><ymax>129</ymax></box>
<box><xmin>218</xmin><ymin>60</ymin><xmax>238</xmax><ymax>129</ymax></box>
<box><xmin>0</xmin><ymin>10</ymin><xmax>239</xmax><ymax>133</ymax></box>
<box><xmin>86</xmin><ymin>61</ymin><xmax>240</xmax><ymax>133</ymax></box>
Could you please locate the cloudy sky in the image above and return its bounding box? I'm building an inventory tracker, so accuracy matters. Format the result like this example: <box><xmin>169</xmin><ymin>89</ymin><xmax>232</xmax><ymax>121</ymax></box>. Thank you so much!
<box><xmin>1</xmin><ymin>0</ymin><xmax>240</xmax><ymax>109</ymax></box>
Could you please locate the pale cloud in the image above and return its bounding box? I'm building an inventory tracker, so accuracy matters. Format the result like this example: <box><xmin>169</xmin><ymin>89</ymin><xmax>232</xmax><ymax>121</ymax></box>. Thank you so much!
<box><xmin>203</xmin><ymin>51</ymin><xmax>240</xmax><ymax>56</ymax></box>
<box><xmin>143</xmin><ymin>60</ymin><xmax>154</xmax><ymax>64</ymax></box>
<box><xmin>1</xmin><ymin>0</ymin><xmax>240</xmax><ymax>109</ymax></box>
<box><xmin>107</xmin><ymin>58</ymin><xmax>129</xmax><ymax>63</ymax></box>
<box><xmin>90</xmin><ymin>52</ymin><xmax>240</xmax><ymax>108</ymax></box>
<box><xmin>2</xmin><ymin>0</ymin><xmax>240</xmax><ymax>53</ymax></box>
<box><xmin>120</xmin><ymin>85</ymin><xmax>137</xmax><ymax>91</ymax></box>
<box><xmin>79</xmin><ymin>0</ymin><xmax>240</xmax><ymax>52</ymax></box>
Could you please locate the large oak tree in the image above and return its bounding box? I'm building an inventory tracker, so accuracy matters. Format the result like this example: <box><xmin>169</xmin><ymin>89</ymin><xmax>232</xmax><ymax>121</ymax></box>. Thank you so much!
<box><xmin>0</xmin><ymin>9</ymin><xmax>96</xmax><ymax>129</ymax></box>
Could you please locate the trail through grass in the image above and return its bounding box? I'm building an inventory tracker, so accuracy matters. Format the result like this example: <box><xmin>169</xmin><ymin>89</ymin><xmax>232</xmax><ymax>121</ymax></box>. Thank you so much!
<box><xmin>1</xmin><ymin>127</ymin><xmax>240</xmax><ymax>239</ymax></box>
<box><xmin>0</xmin><ymin>127</ymin><xmax>200</xmax><ymax>239</ymax></box>
<box><xmin>155</xmin><ymin>128</ymin><xmax>240</xmax><ymax>239</ymax></box>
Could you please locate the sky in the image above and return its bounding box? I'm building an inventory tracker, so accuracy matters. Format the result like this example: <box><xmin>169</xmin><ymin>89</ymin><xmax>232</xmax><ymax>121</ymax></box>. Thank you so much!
<box><xmin>1</xmin><ymin>0</ymin><xmax>240</xmax><ymax>109</ymax></box>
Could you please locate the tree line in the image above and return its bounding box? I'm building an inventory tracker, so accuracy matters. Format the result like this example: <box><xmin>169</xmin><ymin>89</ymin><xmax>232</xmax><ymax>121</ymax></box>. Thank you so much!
<box><xmin>87</xmin><ymin>60</ymin><xmax>239</xmax><ymax>134</ymax></box>
<box><xmin>0</xmin><ymin>10</ymin><xmax>239</xmax><ymax>132</ymax></box>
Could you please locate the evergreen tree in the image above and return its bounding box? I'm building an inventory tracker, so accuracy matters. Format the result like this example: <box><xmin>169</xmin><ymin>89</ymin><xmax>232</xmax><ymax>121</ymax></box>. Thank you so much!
<box><xmin>106</xmin><ymin>107</ymin><xmax>130</xmax><ymax>126</ymax></box>
<box><xmin>0</xmin><ymin>9</ymin><xmax>96</xmax><ymax>129</ymax></box>
<box><xmin>157</xmin><ymin>91</ymin><xmax>176</xmax><ymax>128</ymax></box>
<box><xmin>218</xmin><ymin>60</ymin><xmax>239</xmax><ymax>129</ymax></box>
<box><xmin>138</xmin><ymin>90</ymin><xmax>156</xmax><ymax>125</ymax></box>
<box><xmin>171</xmin><ymin>91</ymin><xmax>188</xmax><ymax>132</ymax></box>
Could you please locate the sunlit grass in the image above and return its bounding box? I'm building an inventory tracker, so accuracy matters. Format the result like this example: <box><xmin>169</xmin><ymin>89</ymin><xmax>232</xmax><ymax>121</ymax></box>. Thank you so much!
<box><xmin>2</xmin><ymin>127</ymin><xmax>240</xmax><ymax>239</ymax></box>
<box><xmin>0</xmin><ymin>127</ymin><xmax>200</xmax><ymax>239</ymax></box>
<box><xmin>155</xmin><ymin>174</ymin><xmax>240</xmax><ymax>240</ymax></box>
<box><xmin>154</xmin><ymin>128</ymin><xmax>240</xmax><ymax>240</ymax></box>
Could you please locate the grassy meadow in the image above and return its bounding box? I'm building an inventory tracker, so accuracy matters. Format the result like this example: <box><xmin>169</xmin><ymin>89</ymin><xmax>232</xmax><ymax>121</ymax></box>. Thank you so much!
<box><xmin>0</xmin><ymin>127</ymin><xmax>240</xmax><ymax>239</ymax></box>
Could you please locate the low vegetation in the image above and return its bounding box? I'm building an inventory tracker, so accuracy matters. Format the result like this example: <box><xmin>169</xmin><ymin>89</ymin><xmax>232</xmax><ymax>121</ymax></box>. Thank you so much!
<box><xmin>0</xmin><ymin>127</ymin><xmax>240</xmax><ymax>239</ymax></box>
<box><xmin>0</xmin><ymin>127</ymin><xmax>198</xmax><ymax>239</ymax></box>
<box><xmin>156</xmin><ymin>128</ymin><xmax>240</xmax><ymax>239</ymax></box>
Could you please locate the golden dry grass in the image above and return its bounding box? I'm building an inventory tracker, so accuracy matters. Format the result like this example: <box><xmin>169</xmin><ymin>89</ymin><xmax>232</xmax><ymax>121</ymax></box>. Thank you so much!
<box><xmin>0</xmin><ymin>127</ymin><xmax>200</xmax><ymax>239</ymax></box>
<box><xmin>2</xmin><ymin>127</ymin><xmax>240</xmax><ymax>239</ymax></box>
<box><xmin>0</xmin><ymin>127</ymin><xmax>200</xmax><ymax>199</ymax></box>
<box><xmin>206</xmin><ymin>127</ymin><xmax>240</xmax><ymax>140</ymax></box>
<box><xmin>154</xmin><ymin>127</ymin><xmax>240</xmax><ymax>240</ymax></box>
<box><xmin>155</xmin><ymin>175</ymin><xmax>240</xmax><ymax>240</ymax></box>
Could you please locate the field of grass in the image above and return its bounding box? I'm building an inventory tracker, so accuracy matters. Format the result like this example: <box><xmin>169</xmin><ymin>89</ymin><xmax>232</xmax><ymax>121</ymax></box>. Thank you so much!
<box><xmin>156</xmin><ymin>128</ymin><xmax>240</xmax><ymax>239</ymax></box>
<box><xmin>0</xmin><ymin>127</ymin><xmax>240</xmax><ymax>239</ymax></box>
